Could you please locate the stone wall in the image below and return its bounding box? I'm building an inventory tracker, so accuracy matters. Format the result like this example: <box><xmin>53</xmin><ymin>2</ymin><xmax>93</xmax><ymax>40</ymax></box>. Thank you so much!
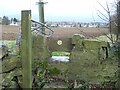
<box><xmin>32</xmin><ymin>35</ymin><xmax>50</xmax><ymax>66</ymax></box>
<box><xmin>49</xmin><ymin>34</ymin><xmax>118</xmax><ymax>84</ymax></box>
<box><xmin>47</xmin><ymin>37</ymin><xmax>73</xmax><ymax>52</ymax></box>
<box><xmin>1</xmin><ymin>55</ymin><xmax>22</xmax><ymax>88</ymax></box>
<box><xmin>1</xmin><ymin>34</ymin><xmax>118</xmax><ymax>88</ymax></box>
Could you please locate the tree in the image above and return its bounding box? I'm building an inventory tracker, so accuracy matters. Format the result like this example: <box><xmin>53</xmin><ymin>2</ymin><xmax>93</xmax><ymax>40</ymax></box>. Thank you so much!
<box><xmin>2</xmin><ymin>16</ymin><xmax>10</xmax><ymax>25</ymax></box>
<box><xmin>95</xmin><ymin>0</ymin><xmax>118</xmax><ymax>43</ymax></box>
<box><xmin>111</xmin><ymin>14</ymin><xmax>117</xmax><ymax>34</ymax></box>
<box><xmin>115</xmin><ymin>1</ymin><xmax>120</xmax><ymax>89</ymax></box>
<box><xmin>96</xmin><ymin>1</ymin><xmax>120</xmax><ymax>89</ymax></box>
<box><xmin>13</xmin><ymin>18</ymin><xmax>18</xmax><ymax>24</ymax></box>
<box><xmin>117</xmin><ymin>0</ymin><xmax>120</xmax><ymax>40</ymax></box>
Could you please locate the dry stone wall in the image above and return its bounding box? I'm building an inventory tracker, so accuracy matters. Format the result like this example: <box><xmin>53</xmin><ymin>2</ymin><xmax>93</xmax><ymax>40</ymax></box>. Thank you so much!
<box><xmin>1</xmin><ymin>34</ymin><xmax>118</xmax><ymax>88</ymax></box>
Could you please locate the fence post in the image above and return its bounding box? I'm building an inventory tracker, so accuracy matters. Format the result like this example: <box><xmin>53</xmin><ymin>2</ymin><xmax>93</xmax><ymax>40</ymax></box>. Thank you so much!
<box><xmin>117</xmin><ymin>1</ymin><xmax>120</xmax><ymax>40</ymax></box>
<box><xmin>21</xmin><ymin>10</ymin><xmax>32</xmax><ymax>88</ymax></box>
<box><xmin>38</xmin><ymin>0</ymin><xmax>45</xmax><ymax>33</ymax></box>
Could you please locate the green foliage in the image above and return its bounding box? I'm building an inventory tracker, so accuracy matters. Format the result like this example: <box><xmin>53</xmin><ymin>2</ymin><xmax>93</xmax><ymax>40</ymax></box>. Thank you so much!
<box><xmin>68</xmin><ymin>80</ymin><xmax>89</xmax><ymax>90</ymax></box>
<box><xmin>13</xmin><ymin>18</ymin><xmax>18</xmax><ymax>23</ymax></box>
<box><xmin>0</xmin><ymin>40</ymin><xmax>16</xmax><ymax>48</ymax></box>
<box><xmin>35</xmin><ymin>78</ymin><xmax>47</xmax><ymax>89</ymax></box>
<box><xmin>96</xmin><ymin>34</ymin><xmax>117</xmax><ymax>42</ymax></box>
<box><xmin>100</xmin><ymin>79</ymin><xmax>117</xmax><ymax>88</ymax></box>
<box><xmin>34</xmin><ymin>61</ymin><xmax>62</xmax><ymax>88</ymax></box>
<box><xmin>39</xmin><ymin>61</ymin><xmax>48</xmax><ymax>70</ymax></box>
<box><xmin>36</xmin><ymin>68</ymin><xmax>48</xmax><ymax>89</ymax></box>
<box><xmin>110</xmin><ymin>44</ymin><xmax>118</xmax><ymax>56</ymax></box>
<box><xmin>38</xmin><ymin>61</ymin><xmax>61</xmax><ymax>77</ymax></box>
<box><xmin>48</xmin><ymin>67</ymin><xmax>61</xmax><ymax>76</ymax></box>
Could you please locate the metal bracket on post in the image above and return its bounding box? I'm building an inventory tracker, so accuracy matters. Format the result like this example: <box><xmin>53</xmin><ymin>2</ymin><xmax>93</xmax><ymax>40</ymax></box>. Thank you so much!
<box><xmin>21</xmin><ymin>10</ymin><xmax>32</xmax><ymax>88</ymax></box>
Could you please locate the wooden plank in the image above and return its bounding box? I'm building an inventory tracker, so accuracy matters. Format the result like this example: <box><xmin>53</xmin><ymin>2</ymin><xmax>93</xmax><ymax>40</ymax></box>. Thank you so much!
<box><xmin>21</xmin><ymin>10</ymin><xmax>32</xmax><ymax>88</ymax></box>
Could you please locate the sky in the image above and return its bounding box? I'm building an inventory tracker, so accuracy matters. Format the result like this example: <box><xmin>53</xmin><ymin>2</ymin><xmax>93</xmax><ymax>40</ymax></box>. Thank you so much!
<box><xmin>0</xmin><ymin>0</ymin><xmax>116</xmax><ymax>22</ymax></box>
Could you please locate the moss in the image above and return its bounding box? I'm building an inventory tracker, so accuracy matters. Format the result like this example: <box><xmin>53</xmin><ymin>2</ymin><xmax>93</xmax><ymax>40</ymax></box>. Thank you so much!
<box><xmin>83</xmin><ymin>40</ymin><xmax>101</xmax><ymax>49</ymax></box>
<box><xmin>2</xmin><ymin>56</ymin><xmax>21</xmax><ymax>72</ymax></box>
<box><xmin>63</xmin><ymin>35</ymin><xmax>118</xmax><ymax>83</ymax></box>
<box><xmin>2</xmin><ymin>68</ymin><xmax>22</xmax><ymax>87</ymax></box>
<box><xmin>68</xmin><ymin>47</ymin><xmax>118</xmax><ymax>83</ymax></box>
<box><xmin>32</xmin><ymin>35</ymin><xmax>50</xmax><ymax>64</ymax></box>
<box><xmin>1</xmin><ymin>33</ymin><xmax>116</xmax><ymax>88</ymax></box>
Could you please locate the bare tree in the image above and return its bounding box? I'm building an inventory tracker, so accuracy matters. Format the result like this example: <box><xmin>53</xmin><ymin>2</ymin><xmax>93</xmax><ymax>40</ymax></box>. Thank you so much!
<box><xmin>2</xmin><ymin>16</ymin><xmax>10</xmax><ymax>25</ymax></box>
<box><xmin>95</xmin><ymin>0</ymin><xmax>118</xmax><ymax>43</ymax></box>
<box><xmin>115</xmin><ymin>1</ymin><xmax>120</xmax><ymax>89</ymax></box>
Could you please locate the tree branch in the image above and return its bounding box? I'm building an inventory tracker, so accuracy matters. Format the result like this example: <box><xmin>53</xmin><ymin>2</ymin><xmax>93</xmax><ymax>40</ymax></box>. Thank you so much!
<box><xmin>96</xmin><ymin>12</ymin><xmax>109</xmax><ymax>22</ymax></box>
<box><xmin>97</xmin><ymin>1</ymin><xmax>109</xmax><ymax>13</ymax></box>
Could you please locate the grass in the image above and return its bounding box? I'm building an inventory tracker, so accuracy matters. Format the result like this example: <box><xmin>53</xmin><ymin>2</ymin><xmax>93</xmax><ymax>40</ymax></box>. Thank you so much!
<box><xmin>50</xmin><ymin>50</ymin><xmax>118</xmax><ymax>85</ymax></box>
<box><xmin>51</xmin><ymin>51</ymin><xmax>70</xmax><ymax>56</ymax></box>
<box><xmin>0</xmin><ymin>40</ymin><xmax>16</xmax><ymax>48</ymax></box>
<box><xmin>96</xmin><ymin>34</ymin><xmax>117</xmax><ymax>42</ymax></box>
<box><xmin>1</xmin><ymin>26</ymin><xmax>117</xmax><ymax>87</ymax></box>
<box><xmin>1</xmin><ymin>25</ymin><xmax>19</xmax><ymax>33</ymax></box>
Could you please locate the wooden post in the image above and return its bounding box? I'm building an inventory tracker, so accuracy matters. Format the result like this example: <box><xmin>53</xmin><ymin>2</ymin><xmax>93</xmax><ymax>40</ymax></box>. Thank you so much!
<box><xmin>38</xmin><ymin>0</ymin><xmax>47</xmax><ymax>33</ymax></box>
<box><xmin>21</xmin><ymin>10</ymin><xmax>32</xmax><ymax>88</ymax></box>
<box><xmin>117</xmin><ymin>1</ymin><xmax>120</xmax><ymax>40</ymax></box>
<box><xmin>38</xmin><ymin>0</ymin><xmax>47</xmax><ymax>55</ymax></box>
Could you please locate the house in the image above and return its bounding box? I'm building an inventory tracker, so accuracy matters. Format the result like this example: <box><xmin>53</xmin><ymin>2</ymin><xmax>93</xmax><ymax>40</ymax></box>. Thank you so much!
<box><xmin>10</xmin><ymin>18</ymin><xmax>20</xmax><ymax>26</ymax></box>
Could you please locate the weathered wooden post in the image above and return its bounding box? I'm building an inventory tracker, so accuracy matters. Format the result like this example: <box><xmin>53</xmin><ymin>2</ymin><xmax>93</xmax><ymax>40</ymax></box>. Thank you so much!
<box><xmin>21</xmin><ymin>10</ymin><xmax>32</xmax><ymax>88</ymax></box>
<box><xmin>118</xmin><ymin>1</ymin><xmax>120</xmax><ymax>40</ymax></box>
<box><xmin>39</xmin><ymin>0</ymin><xmax>44</xmax><ymax>30</ymax></box>
<box><xmin>38</xmin><ymin>0</ymin><xmax>46</xmax><ymax>33</ymax></box>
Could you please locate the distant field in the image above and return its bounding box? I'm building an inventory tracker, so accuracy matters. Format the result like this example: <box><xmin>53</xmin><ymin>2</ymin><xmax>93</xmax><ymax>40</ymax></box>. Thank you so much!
<box><xmin>1</xmin><ymin>25</ymin><xmax>19</xmax><ymax>40</ymax></box>
<box><xmin>51</xmin><ymin>27</ymin><xmax>109</xmax><ymax>39</ymax></box>
<box><xmin>0</xmin><ymin>25</ymin><xmax>109</xmax><ymax>40</ymax></box>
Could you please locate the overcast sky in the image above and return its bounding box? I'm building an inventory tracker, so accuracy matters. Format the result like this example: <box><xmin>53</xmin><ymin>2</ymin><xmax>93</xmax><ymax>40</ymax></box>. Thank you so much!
<box><xmin>0</xmin><ymin>0</ymin><xmax>116</xmax><ymax>22</ymax></box>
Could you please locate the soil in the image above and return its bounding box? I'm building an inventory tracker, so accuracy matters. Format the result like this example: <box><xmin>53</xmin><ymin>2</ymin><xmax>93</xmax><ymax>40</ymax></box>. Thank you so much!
<box><xmin>50</xmin><ymin>27</ymin><xmax>109</xmax><ymax>39</ymax></box>
<box><xmin>1</xmin><ymin>25</ymin><xmax>109</xmax><ymax>40</ymax></box>
<box><xmin>1</xmin><ymin>25</ymin><xmax>19</xmax><ymax>40</ymax></box>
